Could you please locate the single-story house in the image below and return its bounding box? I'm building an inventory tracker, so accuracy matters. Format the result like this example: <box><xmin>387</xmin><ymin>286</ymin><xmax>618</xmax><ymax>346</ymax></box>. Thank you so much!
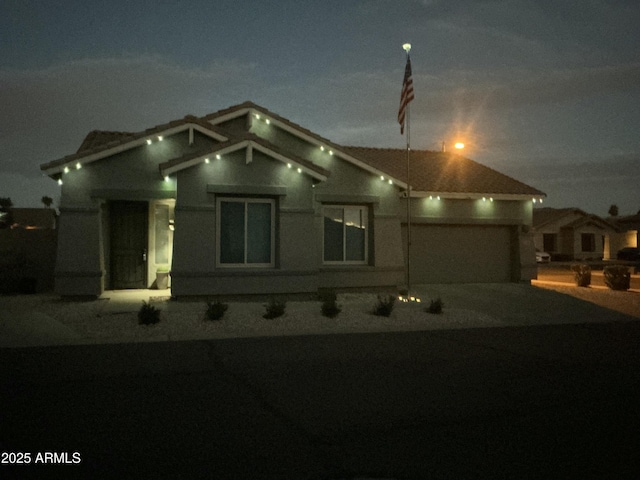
<box><xmin>40</xmin><ymin>101</ymin><xmax>546</xmax><ymax>297</ymax></box>
<box><xmin>532</xmin><ymin>207</ymin><xmax>618</xmax><ymax>261</ymax></box>
<box><xmin>607</xmin><ymin>213</ymin><xmax>640</xmax><ymax>259</ymax></box>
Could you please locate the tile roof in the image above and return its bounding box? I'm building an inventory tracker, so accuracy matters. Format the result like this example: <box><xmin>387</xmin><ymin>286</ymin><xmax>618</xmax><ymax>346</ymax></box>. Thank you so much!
<box><xmin>533</xmin><ymin>207</ymin><xmax>617</xmax><ymax>230</ymax></box>
<box><xmin>343</xmin><ymin>147</ymin><xmax>545</xmax><ymax>196</ymax></box>
<box><xmin>40</xmin><ymin>115</ymin><xmax>228</xmax><ymax>173</ymax></box>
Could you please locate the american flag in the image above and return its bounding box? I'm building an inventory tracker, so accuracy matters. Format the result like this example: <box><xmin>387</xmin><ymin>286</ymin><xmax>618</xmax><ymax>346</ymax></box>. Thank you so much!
<box><xmin>398</xmin><ymin>54</ymin><xmax>414</xmax><ymax>135</ymax></box>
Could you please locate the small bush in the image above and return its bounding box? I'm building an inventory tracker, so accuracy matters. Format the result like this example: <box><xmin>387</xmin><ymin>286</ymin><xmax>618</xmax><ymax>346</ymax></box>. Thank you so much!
<box><xmin>426</xmin><ymin>297</ymin><xmax>444</xmax><ymax>314</ymax></box>
<box><xmin>371</xmin><ymin>294</ymin><xmax>395</xmax><ymax>317</ymax></box>
<box><xmin>205</xmin><ymin>300</ymin><xmax>228</xmax><ymax>321</ymax></box>
<box><xmin>138</xmin><ymin>301</ymin><xmax>161</xmax><ymax>325</ymax></box>
<box><xmin>320</xmin><ymin>290</ymin><xmax>341</xmax><ymax>318</ymax></box>
<box><xmin>263</xmin><ymin>298</ymin><xmax>286</xmax><ymax>319</ymax></box>
<box><xmin>603</xmin><ymin>265</ymin><xmax>631</xmax><ymax>291</ymax></box>
<box><xmin>571</xmin><ymin>263</ymin><xmax>592</xmax><ymax>287</ymax></box>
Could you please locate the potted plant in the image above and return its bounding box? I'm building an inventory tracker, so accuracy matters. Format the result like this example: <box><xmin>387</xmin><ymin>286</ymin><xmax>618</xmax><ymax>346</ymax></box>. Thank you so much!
<box><xmin>155</xmin><ymin>264</ymin><xmax>170</xmax><ymax>290</ymax></box>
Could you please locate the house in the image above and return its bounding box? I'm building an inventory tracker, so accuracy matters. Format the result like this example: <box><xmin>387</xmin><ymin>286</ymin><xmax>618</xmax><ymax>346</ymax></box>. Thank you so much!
<box><xmin>607</xmin><ymin>213</ymin><xmax>640</xmax><ymax>259</ymax></box>
<box><xmin>532</xmin><ymin>208</ymin><xmax>618</xmax><ymax>261</ymax></box>
<box><xmin>40</xmin><ymin>101</ymin><xmax>545</xmax><ymax>297</ymax></box>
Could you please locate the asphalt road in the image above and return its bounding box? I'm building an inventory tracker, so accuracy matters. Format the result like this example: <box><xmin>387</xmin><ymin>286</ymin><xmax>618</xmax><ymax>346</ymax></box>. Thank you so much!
<box><xmin>2</xmin><ymin>322</ymin><xmax>640</xmax><ymax>479</ymax></box>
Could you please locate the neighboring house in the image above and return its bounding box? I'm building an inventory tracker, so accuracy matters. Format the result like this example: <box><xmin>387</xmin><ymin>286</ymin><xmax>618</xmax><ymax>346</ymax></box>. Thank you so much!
<box><xmin>607</xmin><ymin>213</ymin><xmax>640</xmax><ymax>259</ymax></box>
<box><xmin>40</xmin><ymin>101</ymin><xmax>545</xmax><ymax>297</ymax></box>
<box><xmin>532</xmin><ymin>208</ymin><xmax>617</xmax><ymax>261</ymax></box>
<box><xmin>10</xmin><ymin>208</ymin><xmax>57</xmax><ymax>229</ymax></box>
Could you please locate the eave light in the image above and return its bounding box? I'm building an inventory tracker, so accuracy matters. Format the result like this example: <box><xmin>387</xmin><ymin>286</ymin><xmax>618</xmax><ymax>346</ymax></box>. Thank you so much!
<box><xmin>158</xmin><ymin>135</ymin><xmax>163</xmax><ymax>141</ymax></box>
<box><xmin>146</xmin><ymin>139</ymin><xmax>152</xmax><ymax>145</ymax></box>
<box><xmin>75</xmin><ymin>162</ymin><xmax>82</xmax><ymax>170</ymax></box>
<box><xmin>204</xmin><ymin>158</ymin><xmax>210</xmax><ymax>164</ymax></box>
<box><xmin>216</xmin><ymin>154</ymin><xmax>221</xmax><ymax>160</ymax></box>
<box><xmin>297</xmin><ymin>168</ymin><xmax>302</xmax><ymax>173</ymax></box>
<box><xmin>320</xmin><ymin>146</ymin><xmax>325</xmax><ymax>151</ymax></box>
<box><xmin>388</xmin><ymin>179</ymin><xmax>393</xmax><ymax>185</ymax></box>
<box><xmin>287</xmin><ymin>163</ymin><xmax>292</xmax><ymax>168</ymax></box>
<box><xmin>63</xmin><ymin>166</ymin><xmax>70</xmax><ymax>173</ymax></box>
<box><xmin>164</xmin><ymin>176</ymin><xmax>170</xmax><ymax>182</ymax></box>
<box><xmin>329</xmin><ymin>150</ymin><xmax>334</xmax><ymax>156</ymax></box>
<box><xmin>265</xmin><ymin>119</ymin><xmax>270</xmax><ymax>125</ymax></box>
<box><xmin>57</xmin><ymin>178</ymin><xmax>63</xmax><ymax>185</ymax></box>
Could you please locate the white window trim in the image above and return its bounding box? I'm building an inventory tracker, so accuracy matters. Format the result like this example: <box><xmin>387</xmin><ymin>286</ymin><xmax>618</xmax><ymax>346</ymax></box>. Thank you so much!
<box><xmin>216</xmin><ymin>197</ymin><xmax>276</xmax><ymax>268</ymax></box>
<box><xmin>322</xmin><ymin>205</ymin><xmax>368</xmax><ymax>265</ymax></box>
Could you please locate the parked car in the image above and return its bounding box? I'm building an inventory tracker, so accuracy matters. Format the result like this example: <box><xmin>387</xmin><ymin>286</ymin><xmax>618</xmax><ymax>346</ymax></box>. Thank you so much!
<box><xmin>616</xmin><ymin>247</ymin><xmax>640</xmax><ymax>261</ymax></box>
<box><xmin>536</xmin><ymin>249</ymin><xmax>551</xmax><ymax>263</ymax></box>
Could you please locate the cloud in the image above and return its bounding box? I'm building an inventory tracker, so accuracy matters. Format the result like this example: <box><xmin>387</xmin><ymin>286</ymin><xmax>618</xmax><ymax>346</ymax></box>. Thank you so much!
<box><xmin>0</xmin><ymin>55</ymin><xmax>257</xmax><ymax>177</ymax></box>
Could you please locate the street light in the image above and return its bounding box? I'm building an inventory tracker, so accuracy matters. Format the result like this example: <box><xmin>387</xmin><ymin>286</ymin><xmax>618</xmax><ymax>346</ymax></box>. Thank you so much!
<box><xmin>441</xmin><ymin>141</ymin><xmax>465</xmax><ymax>152</ymax></box>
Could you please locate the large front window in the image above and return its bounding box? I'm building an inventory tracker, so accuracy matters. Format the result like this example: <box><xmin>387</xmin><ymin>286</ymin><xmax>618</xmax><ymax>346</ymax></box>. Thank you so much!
<box><xmin>323</xmin><ymin>205</ymin><xmax>368</xmax><ymax>264</ymax></box>
<box><xmin>217</xmin><ymin>198</ymin><xmax>275</xmax><ymax>267</ymax></box>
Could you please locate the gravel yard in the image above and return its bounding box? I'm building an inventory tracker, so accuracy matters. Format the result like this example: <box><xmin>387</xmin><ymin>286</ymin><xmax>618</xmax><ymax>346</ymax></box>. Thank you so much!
<box><xmin>1</xmin><ymin>283</ymin><xmax>638</xmax><ymax>348</ymax></box>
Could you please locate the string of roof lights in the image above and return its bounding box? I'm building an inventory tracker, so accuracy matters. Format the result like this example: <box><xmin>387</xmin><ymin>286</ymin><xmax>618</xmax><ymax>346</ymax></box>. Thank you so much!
<box><xmin>53</xmin><ymin>120</ymin><xmax>545</xmax><ymax>205</ymax></box>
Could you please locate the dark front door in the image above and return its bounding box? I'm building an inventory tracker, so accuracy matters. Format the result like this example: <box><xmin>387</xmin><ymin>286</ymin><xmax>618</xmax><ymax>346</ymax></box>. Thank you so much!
<box><xmin>110</xmin><ymin>201</ymin><xmax>148</xmax><ymax>289</ymax></box>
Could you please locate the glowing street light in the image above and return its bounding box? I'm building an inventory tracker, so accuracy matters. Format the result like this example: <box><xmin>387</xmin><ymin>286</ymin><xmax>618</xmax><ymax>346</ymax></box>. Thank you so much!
<box><xmin>454</xmin><ymin>142</ymin><xmax>465</xmax><ymax>150</ymax></box>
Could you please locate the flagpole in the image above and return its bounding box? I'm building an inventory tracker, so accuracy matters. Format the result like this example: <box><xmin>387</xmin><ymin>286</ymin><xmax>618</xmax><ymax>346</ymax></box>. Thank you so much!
<box><xmin>403</xmin><ymin>43</ymin><xmax>412</xmax><ymax>299</ymax></box>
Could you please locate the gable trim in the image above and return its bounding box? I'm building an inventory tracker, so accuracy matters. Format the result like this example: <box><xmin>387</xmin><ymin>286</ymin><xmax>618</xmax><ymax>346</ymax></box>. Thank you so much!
<box><xmin>41</xmin><ymin>123</ymin><xmax>229</xmax><ymax>176</ymax></box>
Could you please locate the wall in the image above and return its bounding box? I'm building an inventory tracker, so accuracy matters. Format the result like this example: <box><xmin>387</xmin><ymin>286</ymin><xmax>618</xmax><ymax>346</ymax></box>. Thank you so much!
<box><xmin>0</xmin><ymin>229</ymin><xmax>57</xmax><ymax>293</ymax></box>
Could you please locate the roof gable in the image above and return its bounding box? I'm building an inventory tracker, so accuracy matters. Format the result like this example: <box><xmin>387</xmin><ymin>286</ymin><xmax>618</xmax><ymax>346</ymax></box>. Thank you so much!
<box><xmin>40</xmin><ymin>116</ymin><xmax>229</xmax><ymax>176</ymax></box>
<box><xmin>533</xmin><ymin>207</ymin><xmax>617</xmax><ymax>230</ymax></box>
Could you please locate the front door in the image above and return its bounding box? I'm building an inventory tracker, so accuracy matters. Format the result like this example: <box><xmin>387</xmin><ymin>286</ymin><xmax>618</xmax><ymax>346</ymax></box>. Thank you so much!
<box><xmin>110</xmin><ymin>201</ymin><xmax>148</xmax><ymax>289</ymax></box>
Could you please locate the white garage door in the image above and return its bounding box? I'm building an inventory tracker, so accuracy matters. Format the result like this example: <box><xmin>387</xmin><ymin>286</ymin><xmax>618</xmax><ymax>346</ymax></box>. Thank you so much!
<box><xmin>407</xmin><ymin>225</ymin><xmax>514</xmax><ymax>283</ymax></box>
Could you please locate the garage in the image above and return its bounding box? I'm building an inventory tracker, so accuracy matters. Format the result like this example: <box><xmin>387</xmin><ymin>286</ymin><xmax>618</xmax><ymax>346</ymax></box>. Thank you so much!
<box><xmin>406</xmin><ymin>224</ymin><xmax>515</xmax><ymax>284</ymax></box>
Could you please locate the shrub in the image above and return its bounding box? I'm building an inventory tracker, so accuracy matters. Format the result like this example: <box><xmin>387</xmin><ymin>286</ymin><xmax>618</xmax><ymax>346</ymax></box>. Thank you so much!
<box><xmin>319</xmin><ymin>289</ymin><xmax>341</xmax><ymax>318</ymax></box>
<box><xmin>571</xmin><ymin>263</ymin><xmax>592</xmax><ymax>287</ymax></box>
<box><xmin>426</xmin><ymin>297</ymin><xmax>444</xmax><ymax>314</ymax></box>
<box><xmin>263</xmin><ymin>298</ymin><xmax>286</xmax><ymax>319</ymax></box>
<box><xmin>205</xmin><ymin>300</ymin><xmax>228</xmax><ymax>321</ymax></box>
<box><xmin>138</xmin><ymin>301</ymin><xmax>161</xmax><ymax>325</ymax></box>
<box><xmin>603</xmin><ymin>265</ymin><xmax>631</xmax><ymax>291</ymax></box>
<box><xmin>371</xmin><ymin>294</ymin><xmax>395</xmax><ymax>317</ymax></box>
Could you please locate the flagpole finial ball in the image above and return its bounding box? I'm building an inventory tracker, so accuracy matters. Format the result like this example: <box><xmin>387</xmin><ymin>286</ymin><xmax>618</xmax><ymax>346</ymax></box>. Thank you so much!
<box><xmin>402</xmin><ymin>43</ymin><xmax>411</xmax><ymax>53</ymax></box>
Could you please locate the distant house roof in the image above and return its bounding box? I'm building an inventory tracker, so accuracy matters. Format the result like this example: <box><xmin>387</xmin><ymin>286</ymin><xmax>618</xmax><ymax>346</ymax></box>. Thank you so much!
<box><xmin>533</xmin><ymin>207</ymin><xmax>617</xmax><ymax>231</ymax></box>
<box><xmin>10</xmin><ymin>208</ymin><xmax>56</xmax><ymax>229</ymax></box>
<box><xmin>609</xmin><ymin>213</ymin><xmax>640</xmax><ymax>230</ymax></box>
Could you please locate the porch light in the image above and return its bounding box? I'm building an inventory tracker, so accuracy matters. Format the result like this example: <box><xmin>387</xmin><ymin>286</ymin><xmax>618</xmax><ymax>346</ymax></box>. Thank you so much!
<box><xmin>63</xmin><ymin>166</ymin><xmax>70</xmax><ymax>173</ymax></box>
<box><xmin>158</xmin><ymin>135</ymin><xmax>163</xmax><ymax>141</ymax></box>
<box><xmin>164</xmin><ymin>176</ymin><xmax>170</xmax><ymax>182</ymax></box>
<box><xmin>146</xmin><ymin>139</ymin><xmax>152</xmax><ymax>145</ymax></box>
<box><xmin>205</xmin><ymin>158</ymin><xmax>210</xmax><ymax>164</ymax></box>
<box><xmin>75</xmin><ymin>162</ymin><xmax>82</xmax><ymax>169</ymax></box>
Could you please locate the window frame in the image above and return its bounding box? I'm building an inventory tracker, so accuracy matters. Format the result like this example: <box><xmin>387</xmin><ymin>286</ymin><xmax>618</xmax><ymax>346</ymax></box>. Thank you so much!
<box><xmin>216</xmin><ymin>197</ymin><xmax>276</xmax><ymax>268</ymax></box>
<box><xmin>322</xmin><ymin>204</ymin><xmax>369</xmax><ymax>265</ymax></box>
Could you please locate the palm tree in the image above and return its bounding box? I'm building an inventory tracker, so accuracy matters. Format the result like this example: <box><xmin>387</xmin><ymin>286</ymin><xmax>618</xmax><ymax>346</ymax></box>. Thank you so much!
<box><xmin>41</xmin><ymin>196</ymin><xmax>53</xmax><ymax>208</ymax></box>
<box><xmin>608</xmin><ymin>204</ymin><xmax>619</xmax><ymax>217</ymax></box>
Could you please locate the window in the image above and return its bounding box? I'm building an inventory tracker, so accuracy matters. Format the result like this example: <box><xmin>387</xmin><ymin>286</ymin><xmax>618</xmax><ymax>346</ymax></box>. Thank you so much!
<box><xmin>217</xmin><ymin>198</ymin><xmax>275</xmax><ymax>267</ymax></box>
<box><xmin>543</xmin><ymin>233</ymin><xmax>557</xmax><ymax>252</ymax></box>
<box><xmin>581</xmin><ymin>233</ymin><xmax>596</xmax><ymax>252</ymax></box>
<box><xmin>323</xmin><ymin>206</ymin><xmax>368</xmax><ymax>264</ymax></box>
<box><xmin>154</xmin><ymin>204</ymin><xmax>170</xmax><ymax>264</ymax></box>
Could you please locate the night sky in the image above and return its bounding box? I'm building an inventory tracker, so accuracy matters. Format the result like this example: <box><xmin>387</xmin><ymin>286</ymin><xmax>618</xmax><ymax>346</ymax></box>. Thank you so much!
<box><xmin>1</xmin><ymin>0</ymin><xmax>639</xmax><ymax>216</ymax></box>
